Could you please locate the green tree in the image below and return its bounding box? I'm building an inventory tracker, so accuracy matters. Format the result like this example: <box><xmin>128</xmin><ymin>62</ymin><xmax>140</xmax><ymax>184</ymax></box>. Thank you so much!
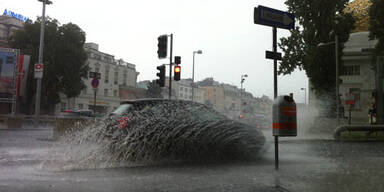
<box><xmin>279</xmin><ymin>0</ymin><xmax>354</xmax><ymax>96</ymax></box>
<box><xmin>345</xmin><ymin>0</ymin><xmax>372</xmax><ymax>32</ymax></box>
<box><xmin>10</xmin><ymin>17</ymin><xmax>88</xmax><ymax>114</ymax></box>
<box><xmin>369</xmin><ymin>0</ymin><xmax>384</xmax><ymax>53</ymax></box>
<box><xmin>146</xmin><ymin>80</ymin><xmax>163</xmax><ymax>98</ymax></box>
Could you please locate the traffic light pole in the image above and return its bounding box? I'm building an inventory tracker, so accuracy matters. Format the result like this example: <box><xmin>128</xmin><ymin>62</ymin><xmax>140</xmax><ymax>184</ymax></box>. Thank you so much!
<box><xmin>169</xmin><ymin>34</ymin><xmax>173</xmax><ymax>99</ymax></box>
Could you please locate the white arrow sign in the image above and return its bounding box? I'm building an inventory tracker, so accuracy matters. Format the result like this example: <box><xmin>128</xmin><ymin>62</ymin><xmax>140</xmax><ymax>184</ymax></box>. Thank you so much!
<box><xmin>254</xmin><ymin>5</ymin><xmax>295</xmax><ymax>30</ymax></box>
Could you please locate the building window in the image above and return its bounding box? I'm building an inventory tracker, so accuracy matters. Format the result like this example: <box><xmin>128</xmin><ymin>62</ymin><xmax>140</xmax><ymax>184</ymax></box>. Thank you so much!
<box><xmin>78</xmin><ymin>104</ymin><xmax>83</xmax><ymax>110</ymax></box>
<box><xmin>104</xmin><ymin>56</ymin><xmax>111</xmax><ymax>63</ymax></box>
<box><xmin>104</xmin><ymin>89</ymin><xmax>108</xmax><ymax>97</ymax></box>
<box><xmin>114</xmin><ymin>71</ymin><xmax>118</xmax><ymax>85</ymax></box>
<box><xmin>95</xmin><ymin>67</ymin><xmax>100</xmax><ymax>73</ymax></box>
<box><xmin>180</xmin><ymin>93</ymin><xmax>183</xmax><ymax>98</ymax></box>
<box><xmin>105</xmin><ymin>69</ymin><xmax>109</xmax><ymax>83</ymax></box>
<box><xmin>94</xmin><ymin>54</ymin><xmax>101</xmax><ymax>60</ymax></box>
<box><xmin>123</xmin><ymin>73</ymin><xmax>127</xmax><ymax>86</ymax></box>
<box><xmin>113</xmin><ymin>90</ymin><xmax>118</xmax><ymax>97</ymax></box>
<box><xmin>342</xmin><ymin>65</ymin><xmax>360</xmax><ymax>76</ymax></box>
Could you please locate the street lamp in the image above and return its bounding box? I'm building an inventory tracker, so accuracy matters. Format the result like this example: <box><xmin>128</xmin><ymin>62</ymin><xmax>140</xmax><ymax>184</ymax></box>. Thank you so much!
<box><xmin>317</xmin><ymin>30</ymin><xmax>339</xmax><ymax>125</ymax></box>
<box><xmin>240</xmin><ymin>74</ymin><xmax>248</xmax><ymax>116</ymax></box>
<box><xmin>34</xmin><ymin>0</ymin><xmax>52</xmax><ymax>128</ymax></box>
<box><xmin>192</xmin><ymin>50</ymin><xmax>202</xmax><ymax>102</ymax></box>
<box><xmin>300</xmin><ymin>88</ymin><xmax>307</xmax><ymax>105</ymax></box>
<box><xmin>240</xmin><ymin>74</ymin><xmax>248</xmax><ymax>91</ymax></box>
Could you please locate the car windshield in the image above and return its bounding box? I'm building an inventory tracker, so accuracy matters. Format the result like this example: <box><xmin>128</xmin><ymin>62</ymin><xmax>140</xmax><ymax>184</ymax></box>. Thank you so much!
<box><xmin>111</xmin><ymin>104</ymin><xmax>132</xmax><ymax>115</ymax></box>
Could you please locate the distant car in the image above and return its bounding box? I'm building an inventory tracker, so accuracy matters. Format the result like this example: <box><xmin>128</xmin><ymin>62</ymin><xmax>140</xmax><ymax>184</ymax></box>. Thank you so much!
<box><xmin>60</xmin><ymin>109</ymin><xmax>94</xmax><ymax>117</ymax></box>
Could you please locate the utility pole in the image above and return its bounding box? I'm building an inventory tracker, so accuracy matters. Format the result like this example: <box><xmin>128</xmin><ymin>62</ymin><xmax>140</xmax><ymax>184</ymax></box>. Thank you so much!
<box><xmin>34</xmin><ymin>0</ymin><xmax>52</xmax><ymax>128</ymax></box>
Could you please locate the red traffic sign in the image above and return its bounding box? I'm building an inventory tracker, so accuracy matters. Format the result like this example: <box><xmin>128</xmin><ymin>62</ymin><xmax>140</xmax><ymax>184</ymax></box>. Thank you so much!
<box><xmin>91</xmin><ymin>78</ymin><xmax>99</xmax><ymax>88</ymax></box>
<box><xmin>34</xmin><ymin>63</ymin><xmax>44</xmax><ymax>79</ymax></box>
<box><xmin>34</xmin><ymin>63</ymin><xmax>44</xmax><ymax>71</ymax></box>
<box><xmin>345</xmin><ymin>100</ymin><xmax>355</xmax><ymax>105</ymax></box>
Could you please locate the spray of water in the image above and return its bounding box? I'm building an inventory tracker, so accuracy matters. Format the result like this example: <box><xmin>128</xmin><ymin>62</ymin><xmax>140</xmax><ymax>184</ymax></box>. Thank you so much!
<box><xmin>50</xmin><ymin>101</ymin><xmax>266</xmax><ymax>169</ymax></box>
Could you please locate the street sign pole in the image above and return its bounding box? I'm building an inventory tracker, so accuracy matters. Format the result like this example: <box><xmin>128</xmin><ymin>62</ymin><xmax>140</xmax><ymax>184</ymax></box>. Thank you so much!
<box><xmin>273</xmin><ymin>26</ymin><xmax>279</xmax><ymax>170</ymax></box>
<box><xmin>254</xmin><ymin>5</ymin><xmax>295</xmax><ymax>171</ymax></box>
<box><xmin>91</xmin><ymin>77</ymin><xmax>99</xmax><ymax>115</ymax></box>
<box><xmin>93</xmin><ymin>88</ymin><xmax>97</xmax><ymax>115</ymax></box>
<box><xmin>34</xmin><ymin>1</ymin><xmax>48</xmax><ymax>128</ymax></box>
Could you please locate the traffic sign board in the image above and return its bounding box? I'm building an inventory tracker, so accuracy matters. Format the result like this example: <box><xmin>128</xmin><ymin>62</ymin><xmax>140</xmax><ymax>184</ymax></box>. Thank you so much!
<box><xmin>34</xmin><ymin>63</ymin><xmax>44</xmax><ymax>79</ymax></box>
<box><xmin>254</xmin><ymin>5</ymin><xmax>295</xmax><ymax>30</ymax></box>
<box><xmin>91</xmin><ymin>78</ymin><xmax>99</xmax><ymax>88</ymax></box>
<box><xmin>266</xmin><ymin>51</ymin><xmax>282</xmax><ymax>60</ymax></box>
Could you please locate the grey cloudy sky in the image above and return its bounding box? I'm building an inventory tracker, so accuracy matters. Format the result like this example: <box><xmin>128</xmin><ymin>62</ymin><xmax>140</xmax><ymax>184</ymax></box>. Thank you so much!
<box><xmin>2</xmin><ymin>0</ymin><xmax>308</xmax><ymax>103</ymax></box>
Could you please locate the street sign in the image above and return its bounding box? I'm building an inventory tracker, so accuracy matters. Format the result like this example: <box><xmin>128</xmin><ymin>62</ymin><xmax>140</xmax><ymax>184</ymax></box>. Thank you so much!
<box><xmin>91</xmin><ymin>78</ymin><xmax>99</xmax><ymax>88</ymax></box>
<box><xmin>89</xmin><ymin>71</ymin><xmax>101</xmax><ymax>79</ymax></box>
<box><xmin>34</xmin><ymin>63</ymin><xmax>44</xmax><ymax>79</ymax></box>
<box><xmin>254</xmin><ymin>5</ymin><xmax>295</xmax><ymax>30</ymax></box>
<box><xmin>266</xmin><ymin>51</ymin><xmax>282</xmax><ymax>60</ymax></box>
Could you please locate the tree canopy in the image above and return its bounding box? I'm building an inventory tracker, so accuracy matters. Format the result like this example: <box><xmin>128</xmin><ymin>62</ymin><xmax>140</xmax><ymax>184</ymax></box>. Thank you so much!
<box><xmin>146</xmin><ymin>80</ymin><xmax>163</xmax><ymax>98</ymax></box>
<box><xmin>345</xmin><ymin>0</ymin><xmax>372</xmax><ymax>32</ymax></box>
<box><xmin>369</xmin><ymin>0</ymin><xmax>384</xmax><ymax>53</ymax></box>
<box><xmin>278</xmin><ymin>0</ymin><xmax>354</xmax><ymax>96</ymax></box>
<box><xmin>10</xmin><ymin>17</ymin><xmax>88</xmax><ymax>114</ymax></box>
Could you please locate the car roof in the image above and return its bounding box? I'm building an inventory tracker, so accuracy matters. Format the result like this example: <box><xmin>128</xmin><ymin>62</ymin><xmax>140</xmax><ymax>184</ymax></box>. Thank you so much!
<box><xmin>120</xmin><ymin>98</ymin><xmax>206</xmax><ymax>107</ymax></box>
<box><xmin>120</xmin><ymin>98</ymin><xmax>168</xmax><ymax>105</ymax></box>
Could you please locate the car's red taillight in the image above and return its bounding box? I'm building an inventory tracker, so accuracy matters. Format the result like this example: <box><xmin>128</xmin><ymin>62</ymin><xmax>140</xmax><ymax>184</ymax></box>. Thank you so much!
<box><xmin>119</xmin><ymin>117</ymin><xmax>129</xmax><ymax>128</ymax></box>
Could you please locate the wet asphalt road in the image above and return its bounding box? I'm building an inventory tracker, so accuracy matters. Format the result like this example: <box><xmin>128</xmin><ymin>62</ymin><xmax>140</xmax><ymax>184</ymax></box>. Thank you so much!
<box><xmin>1</xmin><ymin>128</ymin><xmax>384</xmax><ymax>192</ymax></box>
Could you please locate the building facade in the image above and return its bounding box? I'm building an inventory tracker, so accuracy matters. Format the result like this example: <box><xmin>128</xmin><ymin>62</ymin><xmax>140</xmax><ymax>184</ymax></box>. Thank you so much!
<box><xmin>339</xmin><ymin>32</ymin><xmax>378</xmax><ymax>122</ymax></box>
<box><xmin>0</xmin><ymin>15</ymin><xmax>25</xmax><ymax>47</ymax></box>
<box><xmin>57</xmin><ymin>42</ymin><xmax>139</xmax><ymax>114</ymax></box>
<box><xmin>164</xmin><ymin>78</ymin><xmax>205</xmax><ymax>103</ymax></box>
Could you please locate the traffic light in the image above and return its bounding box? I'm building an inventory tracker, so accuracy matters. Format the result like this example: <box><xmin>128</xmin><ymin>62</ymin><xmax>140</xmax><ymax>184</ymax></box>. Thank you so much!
<box><xmin>174</xmin><ymin>65</ymin><xmax>181</xmax><ymax>81</ymax></box>
<box><xmin>174</xmin><ymin>56</ymin><xmax>181</xmax><ymax>64</ymax></box>
<box><xmin>156</xmin><ymin>65</ymin><xmax>165</xmax><ymax>87</ymax></box>
<box><xmin>157</xmin><ymin>35</ymin><xmax>168</xmax><ymax>59</ymax></box>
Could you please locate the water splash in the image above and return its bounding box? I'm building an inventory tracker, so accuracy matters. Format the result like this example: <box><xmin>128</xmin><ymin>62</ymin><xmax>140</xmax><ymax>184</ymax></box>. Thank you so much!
<box><xmin>55</xmin><ymin>101</ymin><xmax>265</xmax><ymax>168</ymax></box>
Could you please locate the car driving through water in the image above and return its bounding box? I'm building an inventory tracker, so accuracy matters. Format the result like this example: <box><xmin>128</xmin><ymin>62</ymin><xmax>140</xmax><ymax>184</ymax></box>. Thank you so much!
<box><xmin>96</xmin><ymin>99</ymin><xmax>266</xmax><ymax>162</ymax></box>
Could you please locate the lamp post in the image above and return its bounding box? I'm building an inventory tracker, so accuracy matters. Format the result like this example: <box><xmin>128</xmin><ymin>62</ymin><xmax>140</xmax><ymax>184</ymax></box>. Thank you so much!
<box><xmin>300</xmin><ymin>88</ymin><xmax>307</xmax><ymax>105</ymax></box>
<box><xmin>241</xmin><ymin>74</ymin><xmax>248</xmax><ymax>91</ymax></box>
<box><xmin>34</xmin><ymin>0</ymin><xmax>52</xmax><ymax>128</ymax></box>
<box><xmin>317</xmin><ymin>32</ymin><xmax>339</xmax><ymax>125</ymax></box>
<box><xmin>240</xmin><ymin>74</ymin><xmax>248</xmax><ymax>116</ymax></box>
<box><xmin>192</xmin><ymin>50</ymin><xmax>202</xmax><ymax>102</ymax></box>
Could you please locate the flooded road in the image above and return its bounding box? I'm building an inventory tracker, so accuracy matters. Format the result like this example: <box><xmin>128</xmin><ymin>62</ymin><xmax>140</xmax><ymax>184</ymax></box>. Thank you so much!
<box><xmin>1</xmin><ymin>128</ymin><xmax>384</xmax><ymax>192</ymax></box>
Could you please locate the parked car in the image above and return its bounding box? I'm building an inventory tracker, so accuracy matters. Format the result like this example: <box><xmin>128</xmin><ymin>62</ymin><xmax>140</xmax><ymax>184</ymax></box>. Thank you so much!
<box><xmin>60</xmin><ymin>109</ymin><xmax>94</xmax><ymax>117</ymax></box>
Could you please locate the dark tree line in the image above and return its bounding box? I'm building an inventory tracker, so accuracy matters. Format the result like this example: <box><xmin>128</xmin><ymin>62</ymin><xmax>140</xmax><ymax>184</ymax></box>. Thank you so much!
<box><xmin>10</xmin><ymin>17</ymin><xmax>88</xmax><ymax>114</ymax></box>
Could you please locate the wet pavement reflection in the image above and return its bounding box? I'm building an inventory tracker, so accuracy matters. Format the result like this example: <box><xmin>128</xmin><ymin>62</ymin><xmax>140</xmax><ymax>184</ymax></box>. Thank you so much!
<box><xmin>1</xmin><ymin>129</ymin><xmax>384</xmax><ymax>192</ymax></box>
